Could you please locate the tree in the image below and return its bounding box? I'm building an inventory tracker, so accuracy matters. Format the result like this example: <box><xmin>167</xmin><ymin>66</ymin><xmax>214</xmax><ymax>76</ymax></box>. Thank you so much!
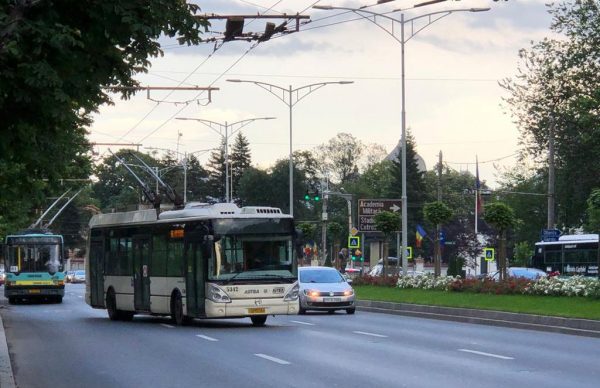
<box><xmin>387</xmin><ymin>129</ymin><xmax>426</xmax><ymax>248</ymax></box>
<box><xmin>326</xmin><ymin>222</ymin><xmax>343</xmax><ymax>268</ymax></box>
<box><xmin>374</xmin><ymin>211</ymin><xmax>401</xmax><ymax>276</ymax></box>
<box><xmin>501</xmin><ymin>0</ymin><xmax>600</xmax><ymax>229</ymax></box>
<box><xmin>236</xmin><ymin>167</ymin><xmax>272</xmax><ymax>207</ymax></box>
<box><xmin>423</xmin><ymin>201</ymin><xmax>453</xmax><ymax>277</ymax></box>
<box><xmin>0</xmin><ymin>0</ymin><xmax>207</xmax><ymax>234</ymax></box>
<box><xmin>230</xmin><ymin>132</ymin><xmax>252</xmax><ymax>201</ymax></box>
<box><xmin>483</xmin><ymin>202</ymin><xmax>518</xmax><ymax>281</ymax></box>
<box><xmin>205</xmin><ymin>139</ymin><xmax>227</xmax><ymax>202</ymax></box>
<box><xmin>314</xmin><ymin>133</ymin><xmax>363</xmax><ymax>184</ymax></box>
<box><xmin>512</xmin><ymin>241</ymin><xmax>533</xmax><ymax>267</ymax></box>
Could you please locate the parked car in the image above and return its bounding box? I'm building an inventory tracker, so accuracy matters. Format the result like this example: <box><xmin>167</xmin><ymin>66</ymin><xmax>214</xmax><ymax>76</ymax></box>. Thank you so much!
<box><xmin>298</xmin><ymin>266</ymin><xmax>355</xmax><ymax>315</ymax></box>
<box><xmin>71</xmin><ymin>270</ymin><xmax>86</xmax><ymax>283</ymax></box>
<box><xmin>484</xmin><ymin>267</ymin><xmax>548</xmax><ymax>281</ymax></box>
<box><xmin>368</xmin><ymin>257</ymin><xmax>402</xmax><ymax>276</ymax></box>
<box><xmin>64</xmin><ymin>271</ymin><xmax>75</xmax><ymax>283</ymax></box>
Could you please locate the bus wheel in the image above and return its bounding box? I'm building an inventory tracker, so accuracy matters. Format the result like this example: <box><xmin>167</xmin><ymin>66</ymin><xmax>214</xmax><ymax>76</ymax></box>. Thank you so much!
<box><xmin>250</xmin><ymin>315</ymin><xmax>267</xmax><ymax>327</ymax></box>
<box><xmin>106</xmin><ymin>289</ymin><xmax>120</xmax><ymax>321</ymax></box>
<box><xmin>170</xmin><ymin>291</ymin><xmax>185</xmax><ymax>326</ymax></box>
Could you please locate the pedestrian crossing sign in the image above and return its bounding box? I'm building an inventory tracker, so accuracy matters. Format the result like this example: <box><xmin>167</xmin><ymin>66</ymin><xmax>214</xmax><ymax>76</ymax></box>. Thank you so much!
<box><xmin>484</xmin><ymin>248</ymin><xmax>495</xmax><ymax>261</ymax></box>
<box><xmin>348</xmin><ymin>236</ymin><xmax>360</xmax><ymax>249</ymax></box>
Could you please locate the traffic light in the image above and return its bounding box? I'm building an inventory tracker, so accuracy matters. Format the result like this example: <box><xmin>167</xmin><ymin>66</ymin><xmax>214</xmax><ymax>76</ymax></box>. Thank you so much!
<box><xmin>304</xmin><ymin>190</ymin><xmax>320</xmax><ymax>201</ymax></box>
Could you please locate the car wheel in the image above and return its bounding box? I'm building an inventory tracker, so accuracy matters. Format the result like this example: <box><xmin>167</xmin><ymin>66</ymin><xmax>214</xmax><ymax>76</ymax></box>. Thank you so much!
<box><xmin>170</xmin><ymin>290</ymin><xmax>185</xmax><ymax>326</ymax></box>
<box><xmin>250</xmin><ymin>315</ymin><xmax>267</xmax><ymax>326</ymax></box>
<box><xmin>346</xmin><ymin>308</ymin><xmax>355</xmax><ymax>315</ymax></box>
<box><xmin>298</xmin><ymin>306</ymin><xmax>306</xmax><ymax>315</ymax></box>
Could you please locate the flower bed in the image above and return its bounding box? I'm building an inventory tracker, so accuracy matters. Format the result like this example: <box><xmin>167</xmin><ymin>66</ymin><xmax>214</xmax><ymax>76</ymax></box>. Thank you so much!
<box><xmin>388</xmin><ymin>273</ymin><xmax>600</xmax><ymax>298</ymax></box>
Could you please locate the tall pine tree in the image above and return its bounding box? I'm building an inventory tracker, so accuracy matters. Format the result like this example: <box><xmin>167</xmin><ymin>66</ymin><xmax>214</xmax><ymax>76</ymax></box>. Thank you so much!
<box><xmin>205</xmin><ymin>139</ymin><xmax>227</xmax><ymax>202</ymax></box>
<box><xmin>230</xmin><ymin>132</ymin><xmax>252</xmax><ymax>201</ymax></box>
<box><xmin>387</xmin><ymin>129</ymin><xmax>426</xmax><ymax>248</ymax></box>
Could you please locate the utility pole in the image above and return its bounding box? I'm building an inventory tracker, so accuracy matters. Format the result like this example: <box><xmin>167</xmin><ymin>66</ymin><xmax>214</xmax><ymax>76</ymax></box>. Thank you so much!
<box><xmin>437</xmin><ymin>151</ymin><xmax>443</xmax><ymax>201</ymax></box>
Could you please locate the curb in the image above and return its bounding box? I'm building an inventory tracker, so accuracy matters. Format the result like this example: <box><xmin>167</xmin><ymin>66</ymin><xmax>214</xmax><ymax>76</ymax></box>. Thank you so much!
<box><xmin>0</xmin><ymin>307</ymin><xmax>16</xmax><ymax>388</ymax></box>
<box><xmin>356</xmin><ymin>300</ymin><xmax>600</xmax><ymax>338</ymax></box>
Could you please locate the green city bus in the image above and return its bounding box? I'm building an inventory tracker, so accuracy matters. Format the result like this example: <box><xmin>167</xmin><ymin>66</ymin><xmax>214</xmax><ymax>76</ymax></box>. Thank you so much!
<box><xmin>3</xmin><ymin>230</ymin><xmax>66</xmax><ymax>303</ymax></box>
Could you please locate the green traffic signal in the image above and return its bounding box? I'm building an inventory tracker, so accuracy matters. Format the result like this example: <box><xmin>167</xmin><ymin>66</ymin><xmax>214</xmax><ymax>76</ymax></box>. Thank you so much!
<box><xmin>304</xmin><ymin>190</ymin><xmax>320</xmax><ymax>201</ymax></box>
<box><xmin>313</xmin><ymin>194</ymin><xmax>320</xmax><ymax>201</ymax></box>
<box><xmin>304</xmin><ymin>191</ymin><xmax>311</xmax><ymax>200</ymax></box>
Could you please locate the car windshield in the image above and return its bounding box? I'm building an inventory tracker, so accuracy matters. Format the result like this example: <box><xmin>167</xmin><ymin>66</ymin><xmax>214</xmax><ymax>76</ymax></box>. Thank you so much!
<box><xmin>75</xmin><ymin>271</ymin><xmax>85</xmax><ymax>276</ymax></box>
<box><xmin>300</xmin><ymin>269</ymin><xmax>344</xmax><ymax>283</ymax></box>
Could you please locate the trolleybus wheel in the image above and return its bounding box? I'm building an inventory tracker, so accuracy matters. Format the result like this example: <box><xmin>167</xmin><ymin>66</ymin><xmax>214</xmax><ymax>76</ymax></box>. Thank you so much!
<box><xmin>55</xmin><ymin>296</ymin><xmax>63</xmax><ymax>304</ymax></box>
<box><xmin>106</xmin><ymin>288</ymin><xmax>120</xmax><ymax>321</ymax></box>
<box><xmin>170</xmin><ymin>291</ymin><xmax>185</xmax><ymax>326</ymax></box>
<box><xmin>8</xmin><ymin>297</ymin><xmax>16</xmax><ymax>305</ymax></box>
<box><xmin>250</xmin><ymin>315</ymin><xmax>267</xmax><ymax>327</ymax></box>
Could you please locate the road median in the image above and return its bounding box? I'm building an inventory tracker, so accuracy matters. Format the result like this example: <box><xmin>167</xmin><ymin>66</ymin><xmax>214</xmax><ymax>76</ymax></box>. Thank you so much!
<box><xmin>356</xmin><ymin>299</ymin><xmax>600</xmax><ymax>338</ymax></box>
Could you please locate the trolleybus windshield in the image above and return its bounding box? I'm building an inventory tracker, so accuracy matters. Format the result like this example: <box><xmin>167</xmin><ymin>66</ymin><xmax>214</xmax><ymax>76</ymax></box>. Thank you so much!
<box><xmin>209</xmin><ymin>235</ymin><xmax>294</xmax><ymax>281</ymax></box>
<box><xmin>5</xmin><ymin>236</ymin><xmax>63</xmax><ymax>274</ymax></box>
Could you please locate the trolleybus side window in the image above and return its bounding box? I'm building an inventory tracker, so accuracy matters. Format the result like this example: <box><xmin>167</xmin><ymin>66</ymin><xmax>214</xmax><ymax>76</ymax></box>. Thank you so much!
<box><xmin>151</xmin><ymin>235</ymin><xmax>167</xmax><ymax>276</ymax></box>
<box><xmin>167</xmin><ymin>239</ymin><xmax>184</xmax><ymax>277</ymax></box>
<box><xmin>106</xmin><ymin>237</ymin><xmax>132</xmax><ymax>276</ymax></box>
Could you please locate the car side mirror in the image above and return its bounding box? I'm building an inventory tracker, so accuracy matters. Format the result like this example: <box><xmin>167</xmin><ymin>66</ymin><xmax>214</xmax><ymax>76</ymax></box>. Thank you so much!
<box><xmin>346</xmin><ymin>278</ymin><xmax>353</xmax><ymax>285</ymax></box>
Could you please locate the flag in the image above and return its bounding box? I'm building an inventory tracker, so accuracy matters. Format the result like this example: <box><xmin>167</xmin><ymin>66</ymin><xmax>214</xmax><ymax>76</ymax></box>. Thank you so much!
<box><xmin>416</xmin><ymin>224</ymin><xmax>427</xmax><ymax>248</ymax></box>
<box><xmin>475</xmin><ymin>157</ymin><xmax>483</xmax><ymax>214</ymax></box>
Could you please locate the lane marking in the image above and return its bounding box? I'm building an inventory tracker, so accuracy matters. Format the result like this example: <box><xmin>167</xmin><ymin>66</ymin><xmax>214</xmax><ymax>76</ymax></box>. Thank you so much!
<box><xmin>458</xmin><ymin>349</ymin><xmax>514</xmax><ymax>360</ymax></box>
<box><xmin>291</xmin><ymin>320</ymin><xmax>315</xmax><ymax>326</ymax></box>
<box><xmin>160</xmin><ymin>324</ymin><xmax>175</xmax><ymax>329</ymax></box>
<box><xmin>196</xmin><ymin>334</ymin><xmax>218</xmax><ymax>342</ymax></box>
<box><xmin>353</xmin><ymin>331</ymin><xmax>388</xmax><ymax>338</ymax></box>
<box><xmin>254</xmin><ymin>354</ymin><xmax>291</xmax><ymax>365</ymax></box>
<box><xmin>77</xmin><ymin>295</ymin><xmax>83</xmax><ymax>298</ymax></box>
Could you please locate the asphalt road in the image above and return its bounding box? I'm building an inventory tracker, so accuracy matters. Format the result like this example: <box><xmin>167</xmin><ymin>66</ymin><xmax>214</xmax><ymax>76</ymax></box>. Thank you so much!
<box><xmin>1</xmin><ymin>284</ymin><xmax>600</xmax><ymax>388</ymax></box>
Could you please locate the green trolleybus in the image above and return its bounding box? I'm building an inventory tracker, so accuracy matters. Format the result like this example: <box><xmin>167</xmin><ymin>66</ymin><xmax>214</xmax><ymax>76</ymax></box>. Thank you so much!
<box><xmin>3</xmin><ymin>230</ymin><xmax>66</xmax><ymax>303</ymax></box>
<box><xmin>86</xmin><ymin>202</ymin><xmax>300</xmax><ymax>326</ymax></box>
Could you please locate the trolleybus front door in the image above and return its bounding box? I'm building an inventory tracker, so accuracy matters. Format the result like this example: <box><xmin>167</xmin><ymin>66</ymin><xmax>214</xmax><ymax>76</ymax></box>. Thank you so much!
<box><xmin>185</xmin><ymin>241</ymin><xmax>206</xmax><ymax>316</ymax></box>
<box><xmin>133</xmin><ymin>237</ymin><xmax>151</xmax><ymax>311</ymax></box>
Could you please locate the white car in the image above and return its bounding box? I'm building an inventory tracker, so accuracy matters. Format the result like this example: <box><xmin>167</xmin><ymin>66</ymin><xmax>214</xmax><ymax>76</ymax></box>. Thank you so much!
<box><xmin>298</xmin><ymin>266</ymin><xmax>355</xmax><ymax>315</ymax></box>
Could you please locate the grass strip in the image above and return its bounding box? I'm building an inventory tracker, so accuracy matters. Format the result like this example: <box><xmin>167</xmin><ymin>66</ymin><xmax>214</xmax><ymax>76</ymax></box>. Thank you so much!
<box><xmin>355</xmin><ymin>286</ymin><xmax>600</xmax><ymax>320</ymax></box>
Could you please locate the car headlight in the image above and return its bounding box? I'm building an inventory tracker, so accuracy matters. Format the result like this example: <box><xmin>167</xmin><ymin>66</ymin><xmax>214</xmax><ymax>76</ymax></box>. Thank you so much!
<box><xmin>304</xmin><ymin>289</ymin><xmax>320</xmax><ymax>298</ymax></box>
<box><xmin>207</xmin><ymin>284</ymin><xmax>231</xmax><ymax>303</ymax></box>
<box><xmin>283</xmin><ymin>282</ymin><xmax>299</xmax><ymax>301</ymax></box>
<box><xmin>344</xmin><ymin>289</ymin><xmax>354</xmax><ymax>297</ymax></box>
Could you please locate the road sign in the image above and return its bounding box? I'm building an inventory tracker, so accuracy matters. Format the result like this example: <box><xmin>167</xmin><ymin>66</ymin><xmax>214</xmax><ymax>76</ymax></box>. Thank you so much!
<box><xmin>484</xmin><ymin>248</ymin><xmax>495</xmax><ymax>261</ymax></box>
<box><xmin>405</xmin><ymin>246</ymin><xmax>413</xmax><ymax>260</ymax></box>
<box><xmin>358</xmin><ymin>198</ymin><xmax>402</xmax><ymax>232</ymax></box>
<box><xmin>350</xmin><ymin>227</ymin><xmax>358</xmax><ymax>236</ymax></box>
<box><xmin>541</xmin><ymin>228</ymin><xmax>561</xmax><ymax>242</ymax></box>
<box><xmin>348</xmin><ymin>236</ymin><xmax>360</xmax><ymax>249</ymax></box>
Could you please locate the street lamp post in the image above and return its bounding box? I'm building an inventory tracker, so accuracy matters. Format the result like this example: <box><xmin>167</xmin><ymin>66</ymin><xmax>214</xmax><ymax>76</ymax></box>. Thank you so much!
<box><xmin>314</xmin><ymin>2</ymin><xmax>490</xmax><ymax>275</ymax></box>
<box><xmin>226</xmin><ymin>79</ymin><xmax>353</xmax><ymax>217</ymax></box>
<box><xmin>176</xmin><ymin>117</ymin><xmax>275</xmax><ymax>202</ymax></box>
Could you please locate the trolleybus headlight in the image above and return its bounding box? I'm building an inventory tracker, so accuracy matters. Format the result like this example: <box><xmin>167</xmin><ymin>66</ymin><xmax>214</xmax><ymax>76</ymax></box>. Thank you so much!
<box><xmin>207</xmin><ymin>284</ymin><xmax>231</xmax><ymax>303</ymax></box>
<box><xmin>283</xmin><ymin>282</ymin><xmax>299</xmax><ymax>301</ymax></box>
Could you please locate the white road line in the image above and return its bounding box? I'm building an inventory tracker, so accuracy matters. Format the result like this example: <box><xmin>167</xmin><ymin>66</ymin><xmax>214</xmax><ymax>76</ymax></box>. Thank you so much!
<box><xmin>458</xmin><ymin>349</ymin><xmax>514</xmax><ymax>360</ymax></box>
<box><xmin>77</xmin><ymin>295</ymin><xmax>83</xmax><ymax>298</ymax></box>
<box><xmin>196</xmin><ymin>334</ymin><xmax>218</xmax><ymax>342</ymax></box>
<box><xmin>353</xmin><ymin>331</ymin><xmax>388</xmax><ymax>338</ymax></box>
<box><xmin>160</xmin><ymin>324</ymin><xmax>175</xmax><ymax>329</ymax></box>
<box><xmin>254</xmin><ymin>354</ymin><xmax>291</xmax><ymax>365</ymax></box>
<box><xmin>290</xmin><ymin>320</ymin><xmax>315</xmax><ymax>326</ymax></box>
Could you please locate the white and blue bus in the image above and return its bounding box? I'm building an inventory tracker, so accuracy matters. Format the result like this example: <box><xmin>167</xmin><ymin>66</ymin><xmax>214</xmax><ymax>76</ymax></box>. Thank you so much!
<box><xmin>3</xmin><ymin>230</ymin><xmax>66</xmax><ymax>303</ymax></box>
<box><xmin>532</xmin><ymin>234</ymin><xmax>599</xmax><ymax>277</ymax></box>
<box><xmin>85</xmin><ymin>202</ymin><xmax>300</xmax><ymax>326</ymax></box>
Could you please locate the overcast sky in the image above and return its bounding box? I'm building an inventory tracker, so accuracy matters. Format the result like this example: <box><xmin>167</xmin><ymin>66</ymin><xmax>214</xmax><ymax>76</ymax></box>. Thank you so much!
<box><xmin>89</xmin><ymin>0</ymin><xmax>555</xmax><ymax>188</ymax></box>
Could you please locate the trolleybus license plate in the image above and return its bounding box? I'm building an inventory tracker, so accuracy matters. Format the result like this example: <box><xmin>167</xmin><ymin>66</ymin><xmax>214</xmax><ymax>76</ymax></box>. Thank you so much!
<box><xmin>29</xmin><ymin>289</ymin><xmax>41</xmax><ymax>294</ymax></box>
<box><xmin>247</xmin><ymin>307</ymin><xmax>266</xmax><ymax>314</ymax></box>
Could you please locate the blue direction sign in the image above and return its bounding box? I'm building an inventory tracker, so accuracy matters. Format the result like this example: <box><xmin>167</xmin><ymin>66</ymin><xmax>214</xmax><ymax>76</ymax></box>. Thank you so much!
<box><xmin>541</xmin><ymin>229</ymin><xmax>561</xmax><ymax>242</ymax></box>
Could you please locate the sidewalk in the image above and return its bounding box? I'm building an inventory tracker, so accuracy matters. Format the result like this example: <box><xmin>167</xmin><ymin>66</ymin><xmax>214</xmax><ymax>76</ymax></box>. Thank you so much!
<box><xmin>356</xmin><ymin>299</ymin><xmax>600</xmax><ymax>338</ymax></box>
<box><xmin>0</xmin><ymin>306</ymin><xmax>16</xmax><ymax>388</ymax></box>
